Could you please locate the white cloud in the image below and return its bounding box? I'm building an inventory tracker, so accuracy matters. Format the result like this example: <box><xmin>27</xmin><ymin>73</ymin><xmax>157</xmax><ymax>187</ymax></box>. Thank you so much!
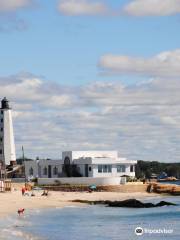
<box><xmin>0</xmin><ymin>0</ymin><xmax>33</xmax><ymax>12</ymax></box>
<box><xmin>99</xmin><ymin>49</ymin><xmax>180</xmax><ymax>78</ymax></box>
<box><xmin>1</xmin><ymin>73</ymin><xmax>180</xmax><ymax>162</ymax></box>
<box><xmin>58</xmin><ymin>0</ymin><xmax>108</xmax><ymax>16</ymax></box>
<box><xmin>123</xmin><ymin>0</ymin><xmax>180</xmax><ymax>16</ymax></box>
<box><xmin>42</xmin><ymin>95</ymin><xmax>73</xmax><ymax>109</ymax></box>
<box><xmin>58</xmin><ymin>0</ymin><xmax>180</xmax><ymax>17</ymax></box>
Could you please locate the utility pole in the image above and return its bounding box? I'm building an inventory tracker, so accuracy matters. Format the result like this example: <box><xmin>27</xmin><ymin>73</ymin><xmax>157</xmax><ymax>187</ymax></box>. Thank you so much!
<box><xmin>22</xmin><ymin>146</ymin><xmax>27</xmax><ymax>185</ymax></box>
<box><xmin>22</xmin><ymin>146</ymin><xmax>25</xmax><ymax>163</ymax></box>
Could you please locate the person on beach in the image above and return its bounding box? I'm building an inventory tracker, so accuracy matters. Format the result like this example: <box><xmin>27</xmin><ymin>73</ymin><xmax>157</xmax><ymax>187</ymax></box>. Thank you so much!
<box><xmin>31</xmin><ymin>191</ymin><xmax>35</xmax><ymax>197</ymax></box>
<box><xmin>41</xmin><ymin>190</ymin><xmax>49</xmax><ymax>196</ymax></box>
<box><xmin>21</xmin><ymin>187</ymin><xmax>25</xmax><ymax>196</ymax></box>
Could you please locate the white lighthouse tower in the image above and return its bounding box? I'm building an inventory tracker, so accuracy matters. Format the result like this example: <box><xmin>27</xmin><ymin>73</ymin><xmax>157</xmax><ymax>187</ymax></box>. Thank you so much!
<box><xmin>0</xmin><ymin>97</ymin><xmax>16</xmax><ymax>167</ymax></box>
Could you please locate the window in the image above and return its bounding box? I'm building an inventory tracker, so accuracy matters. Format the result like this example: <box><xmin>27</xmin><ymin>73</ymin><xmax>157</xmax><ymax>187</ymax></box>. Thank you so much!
<box><xmin>0</xmin><ymin>119</ymin><xmax>3</xmax><ymax>123</ymax></box>
<box><xmin>130</xmin><ymin>165</ymin><xmax>134</xmax><ymax>172</ymax></box>
<box><xmin>103</xmin><ymin>165</ymin><xmax>107</xmax><ymax>172</ymax></box>
<box><xmin>1</xmin><ymin>111</ymin><xmax>3</xmax><ymax>115</ymax></box>
<box><xmin>0</xmin><ymin>128</ymin><xmax>3</xmax><ymax>132</ymax></box>
<box><xmin>0</xmin><ymin>137</ymin><xmax>3</xmax><ymax>142</ymax></box>
<box><xmin>117</xmin><ymin>165</ymin><xmax>126</xmax><ymax>173</ymax></box>
<box><xmin>107</xmin><ymin>165</ymin><xmax>112</xmax><ymax>172</ymax></box>
<box><xmin>98</xmin><ymin>165</ymin><xmax>102</xmax><ymax>173</ymax></box>
<box><xmin>43</xmin><ymin>167</ymin><xmax>47</xmax><ymax>175</ymax></box>
<box><xmin>53</xmin><ymin>166</ymin><xmax>58</xmax><ymax>175</ymax></box>
<box><xmin>0</xmin><ymin>149</ymin><xmax>2</xmax><ymax>154</ymax></box>
<box><xmin>88</xmin><ymin>166</ymin><xmax>92</xmax><ymax>171</ymax></box>
<box><xmin>64</xmin><ymin>156</ymin><xmax>70</xmax><ymax>165</ymax></box>
<box><xmin>98</xmin><ymin>165</ymin><xmax>112</xmax><ymax>173</ymax></box>
<box><xmin>29</xmin><ymin>167</ymin><xmax>33</xmax><ymax>176</ymax></box>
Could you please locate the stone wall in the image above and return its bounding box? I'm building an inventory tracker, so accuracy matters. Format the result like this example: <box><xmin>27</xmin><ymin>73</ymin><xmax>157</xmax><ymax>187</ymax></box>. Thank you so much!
<box><xmin>38</xmin><ymin>177</ymin><xmax>148</xmax><ymax>192</ymax></box>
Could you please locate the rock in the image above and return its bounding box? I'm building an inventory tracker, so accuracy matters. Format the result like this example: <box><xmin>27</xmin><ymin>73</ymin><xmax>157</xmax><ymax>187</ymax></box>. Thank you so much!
<box><xmin>155</xmin><ymin>201</ymin><xmax>177</xmax><ymax>207</ymax></box>
<box><xmin>71</xmin><ymin>199</ymin><xmax>177</xmax><ymax>208</ymax></box>
<box><xmin>107</xmin><ymin>199</ymin><xmax>156</xmax><ymax>208</ymax></box>
<box><xmin>108</xmin><ymin>199</ymin><xmax>145</xmax><ymax>208</ymax></box>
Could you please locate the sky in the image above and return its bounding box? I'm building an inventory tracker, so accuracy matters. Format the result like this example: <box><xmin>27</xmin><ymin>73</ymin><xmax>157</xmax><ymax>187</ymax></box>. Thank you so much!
<box><xmin>0</xmin><ymin>0</ymin><xmax>180</xmax><ymax>162</ymax></box>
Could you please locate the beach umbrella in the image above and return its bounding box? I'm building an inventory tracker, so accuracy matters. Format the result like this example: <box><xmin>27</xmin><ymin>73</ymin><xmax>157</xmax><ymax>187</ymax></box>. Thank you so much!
<box><xmin>89</xmin><ymin>185</ymin><xmax>97</xmax><ymax>190</ymax></box>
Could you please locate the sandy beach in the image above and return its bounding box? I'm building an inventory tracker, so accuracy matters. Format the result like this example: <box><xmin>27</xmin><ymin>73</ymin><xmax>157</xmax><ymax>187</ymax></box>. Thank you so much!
<box><xmin>0</xmin><ymin>183</ymin><xmax>159</xmax><ymax>218</ymax></box>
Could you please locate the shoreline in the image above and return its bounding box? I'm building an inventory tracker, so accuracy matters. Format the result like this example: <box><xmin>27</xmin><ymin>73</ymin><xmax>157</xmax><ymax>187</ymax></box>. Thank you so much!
<box><xmin>0</xmin><ymin>188</ymin><xmax>161</xmax><ymax>218</ymax></box>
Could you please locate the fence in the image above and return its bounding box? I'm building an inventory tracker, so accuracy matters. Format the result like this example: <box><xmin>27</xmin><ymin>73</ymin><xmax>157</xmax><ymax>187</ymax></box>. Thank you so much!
<box><xmin>0</xmin><ymin>180</ymin><xmax>11</xmax><ymax>192</ymax></box>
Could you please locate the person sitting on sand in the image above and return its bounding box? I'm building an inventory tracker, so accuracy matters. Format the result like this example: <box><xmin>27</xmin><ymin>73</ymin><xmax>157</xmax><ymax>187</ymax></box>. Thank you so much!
<box><xmin>41</xmin><ymin>190</ymin><xmax>49</xmax><ymax>196</ymax></box>
<box><xmin>31</xmin><ymin>191</ymin><xmax>35</xmax><ymax>197</ymax></box>
<box><xmin>24</xmin><ymin>189</ymin><xmax>30</xmax><ymax>196</ymax></box>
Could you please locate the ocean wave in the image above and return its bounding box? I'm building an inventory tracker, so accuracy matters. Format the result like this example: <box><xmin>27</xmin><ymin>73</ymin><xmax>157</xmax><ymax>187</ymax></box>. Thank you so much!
<box><xmin>0</xmin><ymin>228</ymin><xmax>42</xmax><ymax>240</ymax></box>
<box><xmin>64</xmin><ymin>205</ymin><xmax>87</xmax><ymax>209</ymax></box>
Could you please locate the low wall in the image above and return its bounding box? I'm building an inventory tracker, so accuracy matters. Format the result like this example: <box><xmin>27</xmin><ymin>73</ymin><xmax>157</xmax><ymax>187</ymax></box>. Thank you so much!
<box><xmin>99</xmin><ymin>184</ymin><xmax>148</xmax><ymax>192</ymax></box>
<box><xmin>11</xmin><ymin>178</ymin><xmax>26</xmax><ymax>183</ymax></box>
<box><xmin>0</xmin><ymin>181</ymin><xmax>4</xmax><ymax>192</ymax></box>
<box><xmin>152</xmin><ymin>183</ymin><xmax>180</xmax><ymax>195</ymax></box>
<box><xmin>38</xmin><ymin>177</ymin><xmax>122</xmax><ymax>186</ymax></box>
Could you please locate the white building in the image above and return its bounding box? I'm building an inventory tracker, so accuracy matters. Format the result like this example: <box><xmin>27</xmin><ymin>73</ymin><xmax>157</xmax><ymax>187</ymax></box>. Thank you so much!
<box><xmin>25</xmin><ymin>151</ymin><xmax>137</xmax><ymax>185</ymax></box>
<box><xmin>0</xmin><ymin>98</ymin><xmax>16</xmax><ymax>166</ymax></box>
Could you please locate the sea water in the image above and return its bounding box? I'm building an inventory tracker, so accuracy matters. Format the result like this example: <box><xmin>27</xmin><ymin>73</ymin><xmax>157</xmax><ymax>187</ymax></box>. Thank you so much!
<box><xmin>0</xmin><ymin>196</ymin><xmax>179</xmax><ymax>240</ymax></box>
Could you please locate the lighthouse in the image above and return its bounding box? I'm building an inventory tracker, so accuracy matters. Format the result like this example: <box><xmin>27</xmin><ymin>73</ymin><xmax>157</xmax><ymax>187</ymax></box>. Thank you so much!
<box><xmin>0</xmin><ymin>98</ymin><xmax>16</xmax><ymax>166</ymax></box>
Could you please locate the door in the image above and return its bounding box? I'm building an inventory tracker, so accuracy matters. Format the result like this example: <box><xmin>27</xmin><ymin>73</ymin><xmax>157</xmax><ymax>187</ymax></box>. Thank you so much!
<box><xmin>48</xmin><ymin>165</ymin><xmax>52</xmax><ymax>178</ymax></box>
<box><xmin>85</xmin><ymin>164</ymin><xmax>88</xmax><ymax>177</ymax></box>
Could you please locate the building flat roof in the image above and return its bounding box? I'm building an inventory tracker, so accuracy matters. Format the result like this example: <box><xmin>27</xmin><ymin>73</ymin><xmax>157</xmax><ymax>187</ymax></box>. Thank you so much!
<box><xmin>73</xmin><ymin>157</ymin><xmax>137</xmax><ymax>165</ymax></box>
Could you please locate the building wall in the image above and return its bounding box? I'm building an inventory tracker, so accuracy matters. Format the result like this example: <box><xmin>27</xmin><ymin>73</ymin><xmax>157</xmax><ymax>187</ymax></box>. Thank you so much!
<box><xmin>62</xmin><ymin>151</ymin><xmax>73</xmax><ymax>163</ymax></box>
<box><xmin>73</xmin><ymin>151</ymin><xmax>118</xmax><ymax>159</ymax></box>
<box><xmin>38</xmin><ymin>177</ymin><xmax>122</xmax><ymax>186</ymax></box>
<box><xmin>24</xmin><ymin>160</ymin><xmax>63</xmax><ymax>179</ymax></box>
<box><xmin>92</xmin><ymin>164</ymin><xmax>116</xmax><ymax>177</ymax></box>
<box><xmin>73</xmin><ymin>163</ymin><xmax>136</xmax><ymax>178</ymax></box>
<box><xmin>88</xmin><ymin>164</ymin><xmax>93</xmax><ymax>177</ymax></box>
<box><xmin>91</xmin><ymin>164</ymin><xmax>135</xmax><ymax>178</ymax></box>
<box><xmin>25</xmin><ymin>155</ymin><xmax>135</xmax><ymax>183</ymax></box>
<box><xmin>76</xmin><ymin>164</ymin><xmax>86</xmax><ymax>177</ymax></box>
<box><xmin>24</xmin><ymin>161</ymin><xmax>39</xmax><ymax>179</ymax></box>
<box><xmin>63</xmin><ymin>151</ymin><xmax>118</xmax><ymax>163</ymax></box>
<box><xmin>25</xmin><ymin>161</ymin><xmax>136</xmax><ymax>179</ymax></box>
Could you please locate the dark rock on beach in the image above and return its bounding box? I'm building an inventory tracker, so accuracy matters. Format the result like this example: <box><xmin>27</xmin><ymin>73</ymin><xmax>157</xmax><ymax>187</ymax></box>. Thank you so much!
<box><xmin>107</xmin><ymin>199</ymin><xmax>176</xmax><ymax>208</ymax></box>
<box><xmin>72</xmin><ymin>199</ymin><xmax>177</xmax><ymax>208</ymax></box>
<box><xmin>155</xmin><ymin>201</ymin><xmax>177</xmax><ymax>207</ymax></box>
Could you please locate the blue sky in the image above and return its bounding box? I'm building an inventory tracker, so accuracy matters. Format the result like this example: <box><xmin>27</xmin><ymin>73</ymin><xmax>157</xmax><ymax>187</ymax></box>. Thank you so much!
<box><xmin>0</xmin><ymin>0</ymin><xmax>180</xmax><ymax>162</ymax></box>
<box><xmin>0</xmin><ymin>0</ymin><xmax>180</xmax><ymax>85</ymax></box>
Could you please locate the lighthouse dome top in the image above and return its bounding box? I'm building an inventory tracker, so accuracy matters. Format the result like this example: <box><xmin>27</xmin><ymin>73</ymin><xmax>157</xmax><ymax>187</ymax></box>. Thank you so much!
<box><xmin>1</xmin><ymin>97</ymin><xmax>10</xmax><ymax>109</ymax></box>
